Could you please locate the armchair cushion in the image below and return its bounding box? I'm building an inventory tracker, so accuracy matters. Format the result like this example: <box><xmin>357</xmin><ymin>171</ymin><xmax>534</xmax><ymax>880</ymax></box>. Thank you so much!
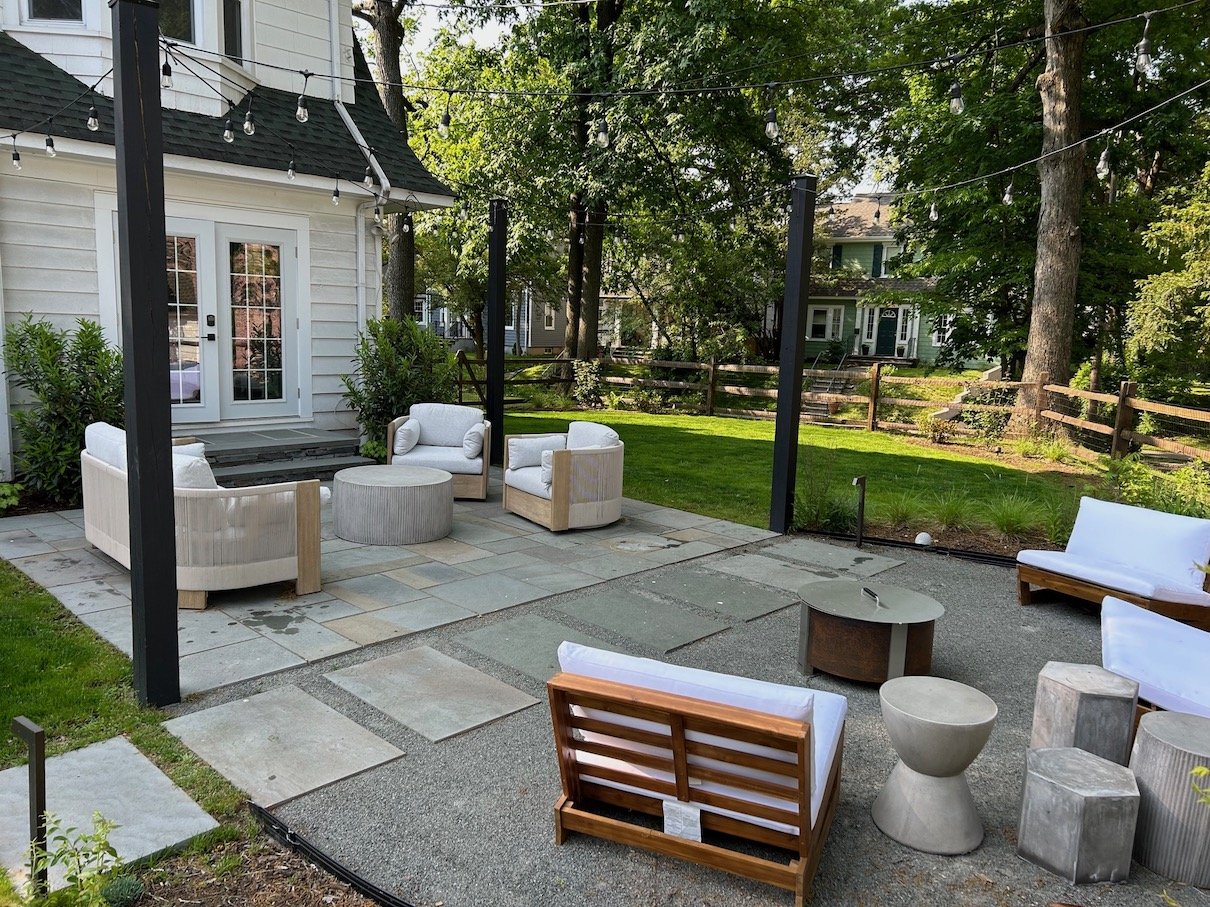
<box><xmin>85</xmin><ymin>422</ymin><xmax>206</xmax><ymax>470</ymax></box>
<box><xmin>393</xmin><ymin>418</ymin><xmax>420</xmax><ymax>455</ymax></box>
<box><xmin>505</xmin><ymin>466</ymin><xmax>552</xmax><ymax>500</ymax></box>
<box><xmin>540</xmin><ymin>448</ymin><xmax>555</xmax><ymax>486</ymax></box>
<box><xmin>392</xmin><ymin>445</ymin><xmax>484</xmax><ymax>475</ymax></box>
<box><xmin>567</xmin><ymin>421</ymin><xmax>620</xmax><ymax>450</ymax></box>
<box><xmin>1101</xmin><ymin>596</ymin><xmax>1210</xmax><ymax>718</ymax></box>
<box><xmin>508</xmin><ymin>434</ymin><xmax>566</xmax><ymax>469</ymax></box>
<box><xmin>410</xmin><ymin>403</ymin><xmax>485</xmax><ymax>448</ymax></box>
<box><xmin>171</xmin><ymin>453</ymin><xmax>218</xmax><ymax>489</ymax></box>
<box><xmin>463</xmin><ymin>422</ymin><xmax>486</xmax><ymax>458</ymax></box>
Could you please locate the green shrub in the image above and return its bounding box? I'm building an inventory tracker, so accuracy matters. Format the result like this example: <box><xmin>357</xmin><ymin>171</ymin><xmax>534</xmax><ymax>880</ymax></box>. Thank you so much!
<box><xmin>3</xmin><ymin>317</ymin><xmax>123</xmax><ymax>506</ymax></box>
<box><xmin>571</xmin><ymin>359</ymin><xmax>602</xmax><ymax>407</ymax></box>
<box><xmin>793</xmin><ymin>483</ymin><xmax>858</xmax><ymax>534</ymax></box>
<box><xmin>359</xmin><ymin>440</ymin><xmax>387</xmax><ymax>463</ymax></box>
<box><xmin>927</xmin><ymin>489</ymin><xmax>980</xmax><ymax>532</ymax></box>
<box><xmin>341</xmin><ymin>318</ymin><xmax>457</xmax><ymax>439</ymax></box>
<box><xmin>0</xmin><ymin>482</ymin><xmax>21</xmax><ymax>513</ymax></box>
<box><xmin>915</xmin><ymin>410</ymin><xmax>953</xmax><ymax>444</ymax></box>
<box><xmin>99</xmin><ymin>876</ymin><xmax>143</xmax><ymax>907</ymax></box>
<box><xmin>522</xmin><ymin>388</ymin><xmax>577</xmax><ymax>411</ymax></box>
<box><xmin>871</xmin><ymin>491</ymin><xmax>920</xmax><ymax>531</ymax></box>
<box><xmin>1104</xmin><ymin>456</ymin><xmax>1210</xmax><ymax>519</ymax></box>
<box><xmin>29</xmin><ymin>811</ymin><xmax>122</xmax><ymax>906</ymax></box>
<box><xmin>1042</xmin><ymin>496</ymin><xmax>1080</xmax><ymax>546</ymax></box>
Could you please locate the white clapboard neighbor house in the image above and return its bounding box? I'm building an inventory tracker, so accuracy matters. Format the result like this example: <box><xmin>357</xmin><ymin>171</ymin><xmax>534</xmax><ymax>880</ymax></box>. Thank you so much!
<box><xmin>0</xmin><ymin>0</ymin><xmax>453</xmax><ymax>482</ymax></box>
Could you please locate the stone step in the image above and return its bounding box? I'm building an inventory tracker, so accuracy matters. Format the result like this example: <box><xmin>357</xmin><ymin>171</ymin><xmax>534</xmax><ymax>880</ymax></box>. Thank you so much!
<box><xmin>200</xmin><ymin>433</ymin><xmax>361</xmax><ymax>467</ymax></box>
<box><xmin>212</xmin><ymin>454</ymin><xmax>375</xmax><ymax>487</ymax></box>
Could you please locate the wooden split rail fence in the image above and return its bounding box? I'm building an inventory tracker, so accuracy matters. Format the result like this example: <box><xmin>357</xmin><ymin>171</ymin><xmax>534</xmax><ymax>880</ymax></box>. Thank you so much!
<box><xmin>454</xmin><ymin>351</ymin><xmax>1210</xmax><ymax>463</ymax></box>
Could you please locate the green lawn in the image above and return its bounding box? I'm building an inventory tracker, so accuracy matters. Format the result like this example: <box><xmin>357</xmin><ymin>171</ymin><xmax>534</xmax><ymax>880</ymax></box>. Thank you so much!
<box><xmin>506</xmin><ymin>410</ymin><xmax>1096</xmax><ymax>541</ymax></box>
<box><xmin>0</xmin><ymin>560</ymin><xmax>248</xmax><ymax>876</ymax></box>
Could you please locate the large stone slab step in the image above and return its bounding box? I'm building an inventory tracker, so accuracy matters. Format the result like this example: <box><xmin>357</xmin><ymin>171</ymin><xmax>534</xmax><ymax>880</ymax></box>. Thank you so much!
<box><xmin>213</xmin><ymin>454</ymin><xmax>374</xmax><ymax>487</ymax></box>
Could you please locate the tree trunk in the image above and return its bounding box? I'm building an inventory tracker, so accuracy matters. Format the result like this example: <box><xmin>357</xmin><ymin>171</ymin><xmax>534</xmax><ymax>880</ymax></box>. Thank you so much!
<box><xmin>563</xmin><ymin>195</ymin><xmax>585</xmax><ymax>362</ymax></box>
<box><xmin>578</xmin><ymin>200</ymin><xmax>606</xmax><ymax>359</ymax></box>
<box><xmin>1017</xmin><ymin>0</ymin><xmax>1088</xmax><ymax>421</ymax></box>
<box><xmin>385</xmin><ymin>214</ymin><xmax>414</xmax><ymax>320</ymax></box>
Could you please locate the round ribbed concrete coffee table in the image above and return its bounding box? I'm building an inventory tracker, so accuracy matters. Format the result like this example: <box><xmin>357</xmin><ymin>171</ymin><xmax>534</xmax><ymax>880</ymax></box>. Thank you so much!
<box><xmin>333</xmin><ymin>465</ymin><xmax>453</xmax><ymax>546</ymax></box>
<box><xmin>1131</xmin><ymin>711</ymin><xmax>1210</xmax><ymax>887</ymax></box>
<box><xmin>872</xmin><ymin>675</ymin><xmax>998</xmax><ymax>854</ymax></box>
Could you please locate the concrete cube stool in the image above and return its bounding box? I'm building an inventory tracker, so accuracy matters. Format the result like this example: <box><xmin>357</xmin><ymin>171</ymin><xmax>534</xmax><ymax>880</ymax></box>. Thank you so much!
<box><xmin>1131</xmin><ymin>711</ymin><xmax>1210</xmax><ymax>887</ymax></box>
<box><xmin>1030</xmin><ymin>661</ymin><xmax>1139</xmax><ymax>765</ymax></box>
<box><xmin>1018</xmin><ymin>747</ymin><xmax>1139</xmax><ymax>883</ymax></box>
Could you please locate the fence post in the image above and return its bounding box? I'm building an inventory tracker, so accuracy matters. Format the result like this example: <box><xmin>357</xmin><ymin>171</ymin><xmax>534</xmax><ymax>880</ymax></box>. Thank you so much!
<box><xmin>455</xmin><ymin>349</ymin><xmax>465</xmax><ymax>404</ymax></box>
<box><xmin>1033</xmin><ymin>371</ymin><xmax>1049</xmax><ymax>427</ymax></box>
<box><xmin>866</xmin><ymin>362</ymin><xmax>882</xmax><ymax>432</ymax></box>
<box><xmin>705</xmin><ymin>356</ymin><xmax>717</xmax><ymax>416</ymax></box>
<box><xmin>1111</xmin><ymin>380</ymin><xmax>1138</xmax><ymax>459</ymax></box>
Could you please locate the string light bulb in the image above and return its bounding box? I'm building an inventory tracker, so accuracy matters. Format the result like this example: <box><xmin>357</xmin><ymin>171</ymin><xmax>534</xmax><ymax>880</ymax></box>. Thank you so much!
<box><xmin>949</xmin><ymin>80</ymin><xmax>965</xmax><ymax>115</ymax></box>
<box><xmin>222</xmin><ymin>118</ymin><xmax>235</xmax><ymax>143</ymax></box>
<box><xmin>1096</xmin><ymin>138</ymin><xmax>1112</xmax><ymax>182</ymax></box>
<box><xmin>674</xmin><ymin>230</ymin><xmax>684</xmax><ymax>243</ymax></box>
<box><xmin>402</xmin><ymin>213</ymin><xmax>413</xmax><ymax>234</ymax></box>
<box><xmin>1135</xmin><ymin>13</ymin><xmax>1153</xmax><ymax>76</ymax></box>
<box><xmin>1002</xmin><ymin>180</ymin><xmax>1014</xmax><ymax>205</ymax></box>
<box><xmin>44</xmin><ymin>133</ymin><xmax>56</xmax><ymax>157</ymax></box>
<box><xmin>10</xmin><ymin>137</ymin><xmax>20</xmax><ymax>171</ymax></box>
<box><xmin>331</xmin><ymin>183</ymin><xmax>340</xmax><ymax>207</ymax></box>
<box><xmin>86</xmin><ymin>106</ymin><xmax>99</xmax><ymax>132</ymax></box>
<box><xmin>161</xmin><ymin>60</ymin><xmax>173</xmax><ymax>90</ymax></box>
<box><xmin>874</xmin><ymin>197</ymin><xmax>882</xmax><ymax>223</ymax></box>
<box><xmin>363</xmin><ymin>166</ymin><xmax>374</xmax><ymax>189</ymax></box>
<box><xmin>595</xmin><ymin>116</ymin><xmax>609</xmax><ymax>148</ymax></box>
<box><xmin>928</xmin><ymin>193</ymin><xmax>939</xmax><ymax>222</ymax></box>
<box><xmin>438</xmin><ymin>110</ymin><xmax>451</xmax><ymax>138</ymax></box>
<box><xmin>243</xmin><ymin>109</ymin><xmax>255</xmax><ymax>136</ymax></box>
<box><xmin>764</xmin><ymin>106</ymin><xmax>779</xmax><ymax>141</ymax></box>
<box><xmin>374</xmin><ymin>205</ymin><xmax>382</xmax><ymax>226</ymax></box>
<box><xmin>295</xmin><ymin>95</ymin><xmax>309</xmax><ymax>123</ymax></box>
<box><xmin>286</xmin><ymin>159</ymin><xmax>296</xmax><ymax>181</ymax></box>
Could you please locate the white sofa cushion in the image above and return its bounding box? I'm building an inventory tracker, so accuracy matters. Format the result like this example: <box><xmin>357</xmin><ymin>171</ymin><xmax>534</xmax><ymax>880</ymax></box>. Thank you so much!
<box><xmin>392</xmin><ymin>445</ymin><xmax>482</xmax><ymax>475</ymax></box>
<box><xmin>171</xmin><ymin>453</ymin><xmax>218</xmax><ymax>489</ymax></box>
<box><xmin>173</xmin><ymin>441</ymin><xmax>206</xmax><ymax>460</ymax></box>
<box><xmin>508</xmin><ymin>434</ymin><xmax>565</xmax><ymax>469</ymax></box>
<box><xmin>1018</xmin><ymin>549</ymin><xmax>1210</xmax><ymax>607</ymax></box>
<box><xmin>540</xmin><ymin>449</ymin><xmax>555</xmax><ymax>486</ymax></box>
<box><xmin>1101</xmin><ymin>596</ymin><xmax>1210</xmax><ymax>718</ymax></box>
<box><xmin>393</xmin><ymin>418</ymin><xmax>420</xmax><ymax>455</ymax></box>
<box><xmin>1064</xmin><ymin>496</ymin><xmax>1210</xmax><ymax>591</ymax></box>
<box><xmin>84</xmin><ymin>422</ymin><xmax>128</xmax><ymax>470</ymax></box>
<box><xmin>463</xmin><ymin>422</ymin><xmax>485</xmax><ymax>458</ymax></box>
<box><xmin>410</xmin><ymin>403</ymin><xmax>484</xmax><ymax>448</ymax></box>
<box><xmin>567</xmin><ymin>421</ymin><xmax>620</xmax><ymax>450</ymax></box>
<box><xmin>505</xmin><ymin>466</ymin><xmax>552</xmax><ymax>500</ymax></box>
<box><xmin>557</xmin><ymin>641</ymin><xmax>846</xmax><ymax>826</ymax></box>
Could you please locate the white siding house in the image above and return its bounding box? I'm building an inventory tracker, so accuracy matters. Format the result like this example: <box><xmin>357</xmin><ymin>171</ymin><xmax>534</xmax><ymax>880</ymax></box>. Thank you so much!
<box><xmin>0</xmin><ymin>0</ymin><xmax>452</xmax><ymax>478</ymax></box>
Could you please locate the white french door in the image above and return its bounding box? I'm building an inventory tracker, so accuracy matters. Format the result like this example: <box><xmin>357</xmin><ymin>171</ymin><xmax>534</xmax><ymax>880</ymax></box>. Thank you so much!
<box><xmin>165</xmin><ymin>219</ymin><xmax>220</xmax><ymax>423</ymax></box>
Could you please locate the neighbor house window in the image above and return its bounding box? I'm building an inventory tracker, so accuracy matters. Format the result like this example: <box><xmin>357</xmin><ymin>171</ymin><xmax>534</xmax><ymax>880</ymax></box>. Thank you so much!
<box><xmin>808</xmin><ymin>305</ymin><xmax>844</xmax><ymax>341</ymax></box>
<box><xmin>830</xmin><ymin>244</ymin><xmax>843</xmax><ymax>270</ymax></box>
<box><xmin>544</xmin><ymin>304</ymin><xmax>555</xmax><ymax>330</ymax></box>
<box><xmin>864</xmin><ymin>307</ymin><xmax>876</xmax><ymax>340</ymax></box>
<box><xmin>28</xmin><ymin>0</ymin><xmax>83</xmax><ymax>20</ymax></box>
<box><xmin>160</xmin><ymin>0</ymin><xmax>196</xmax><ymax>43</ymax></box>
<box><xmin>872</xmin><ymin>244</ymin><xmax>884</xmax><ymax>278</ymax></box>
<box><xmin>899</xmin><ymin>308</ymin><xmax>910</xmax><ymax>343</ymax></box>
<box><xmin>412</xmin><ymin>295</ymin><xmax>426</xmax><ymax>318</ymax></box>
<box><xmin>932</xmin><ymin>314</ymin><xmax>954</xmax><ymax>345</ymax></box>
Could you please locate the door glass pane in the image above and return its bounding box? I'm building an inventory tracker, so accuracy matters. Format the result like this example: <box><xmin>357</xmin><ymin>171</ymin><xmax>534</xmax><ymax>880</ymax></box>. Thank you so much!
<box><xmin>160</xmin><ymin>0</ymin><xmax>194</xmax><ymax>43</ymax></box>
<box><xmin>229</xmin><ymin>242</ymin><xmax>283</xmax><ymax>402</ymax></box>
<box><xmin>166</xmin><ymin>236</ymin><xmax>202</xmax><ymax>405</ymax></box>
<box><xmin>29</xmin><ymin>0</ymin><xmax>82</xmax><ymax>19</ymax></box>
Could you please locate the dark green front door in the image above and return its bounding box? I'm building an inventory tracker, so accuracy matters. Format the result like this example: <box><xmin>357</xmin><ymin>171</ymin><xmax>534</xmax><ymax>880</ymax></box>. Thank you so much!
<box><xmin>875</xmin><ymin>308</ymin><xmax>899</xmax><ymax>356</ymax></box>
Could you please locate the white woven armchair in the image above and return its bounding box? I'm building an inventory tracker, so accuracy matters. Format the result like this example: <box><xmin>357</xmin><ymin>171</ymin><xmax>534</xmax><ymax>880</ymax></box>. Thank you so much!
<box><xmin>387</xmin><ymin>403</ymin><xmax>491</xmax><ymax>500</ymax></box>
<box><xmin>503</xmin><ymin>421</ymin><xmax>624</xmax><ymax>532</ymax></box>
<box><xmin>81</xmin><ymin>423</ymin><xmax>321</xmax><ymax>610</ymax></box>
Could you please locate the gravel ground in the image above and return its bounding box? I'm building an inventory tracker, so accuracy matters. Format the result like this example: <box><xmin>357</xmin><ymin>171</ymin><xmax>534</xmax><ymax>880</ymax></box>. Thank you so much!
<box><xmin>173</xmin><ymin>539</ymin><xmax>1210</xmax><ymax>907</ymax></box>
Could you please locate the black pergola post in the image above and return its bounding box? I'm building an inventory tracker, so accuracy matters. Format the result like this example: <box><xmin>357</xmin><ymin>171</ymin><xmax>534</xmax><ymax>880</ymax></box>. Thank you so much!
<box><xmin>486</xmin><ymin>198</ymin><xmax>507</xmax><ymax>466</ymax></box>
<box><xmin>111</xmin><ymin>0</ymin><xmax>180</xmax><ymax>706</ymax></box>
<box><xmin>769</xmin><ymin>173</ymin><xmax>818</xmax><ymax>534</ymax></box>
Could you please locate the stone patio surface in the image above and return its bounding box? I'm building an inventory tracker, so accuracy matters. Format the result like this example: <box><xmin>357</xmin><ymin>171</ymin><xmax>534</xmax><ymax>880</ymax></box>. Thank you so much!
<box><xmin>5</xmin><ymin>487</ymin><xmax>1208</xmax><ymax>906</ymax></box>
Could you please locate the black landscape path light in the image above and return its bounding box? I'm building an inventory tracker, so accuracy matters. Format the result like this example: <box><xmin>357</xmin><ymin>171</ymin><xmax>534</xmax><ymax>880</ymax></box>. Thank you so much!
<box><xmin>11</xmin><ymin>717</ymin><xmax>47</xmax><ymax>897</ymax></box>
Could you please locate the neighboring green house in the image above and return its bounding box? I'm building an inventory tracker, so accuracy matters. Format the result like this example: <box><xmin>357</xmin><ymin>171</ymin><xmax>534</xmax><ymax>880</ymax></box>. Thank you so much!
<box><xmin>805</xmin><ymin>194</ymin><xmax>963</xmax><ymax>366</ymax></box>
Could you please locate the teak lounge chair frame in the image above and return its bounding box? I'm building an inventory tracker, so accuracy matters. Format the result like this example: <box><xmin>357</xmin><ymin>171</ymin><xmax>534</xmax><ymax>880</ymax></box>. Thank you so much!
<box><xmin>1018</xmin><ymin>564</ymin><xmax>1210</xmax><ymax>632</ymax></box>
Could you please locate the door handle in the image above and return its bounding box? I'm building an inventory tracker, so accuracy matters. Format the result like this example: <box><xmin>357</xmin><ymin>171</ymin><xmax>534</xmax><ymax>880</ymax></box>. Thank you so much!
<box><xmin>206</xmin><ymin>333</ymin><xmax>216</xmax><ymax>341</ymax></box>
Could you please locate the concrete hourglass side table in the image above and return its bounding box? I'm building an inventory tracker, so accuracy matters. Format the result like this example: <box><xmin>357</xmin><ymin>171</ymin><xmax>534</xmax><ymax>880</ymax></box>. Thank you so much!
<box><xmin>872</xmin><ymin>675</ymin><xmax>999</xmax><ymax>854</ymax></box>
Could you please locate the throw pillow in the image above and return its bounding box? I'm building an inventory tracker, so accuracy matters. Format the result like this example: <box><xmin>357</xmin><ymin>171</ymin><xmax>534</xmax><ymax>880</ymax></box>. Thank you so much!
<box><xmin>171</xmin><ymin>452</ymin><xmax>218</xmax><ymax>489</ymax></box>
<box><xmin>173</xmin><ymin>441</ymin><xmax>206</xmax><ymax>459</ymax></box>
<box><xmin>463</xmin><ymin>422</ymin><xmax>486</xmax><ymax>458</ymax></box>
<box><xmin>394</xmin><ymin>418</ymin><xmax>420</xmax><ymax>455</ymax></box>
<box><xmin>508</xmin><ymin>434</ymin><xmax>566</xmax><ymax>469</ymax></box>
<box><xmin>540</xmin><ymin>448</ymin><xmax>555</xmax><ymax>485</ymax></box>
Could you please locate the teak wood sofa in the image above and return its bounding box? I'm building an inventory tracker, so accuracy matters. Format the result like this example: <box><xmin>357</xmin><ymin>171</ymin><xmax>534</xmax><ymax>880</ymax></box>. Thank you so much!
<box><xmin>1017</xmin><ymin>496</ymin><xmax>1210</xmax><ymax>631</ymax></box>
<box><xmin>548</xmin><ymin>643</ymin><xmax>847</xmax><ymax>905</ymax></box>
<box><xmin>387</xmin><ymin>403</ymin><xmax>490</xmax><ymax>500</ymax></box>
<box><xmin>82</xmin><ymin>422</ymin><xmax>322</xmax><ymax>610</ymax></box>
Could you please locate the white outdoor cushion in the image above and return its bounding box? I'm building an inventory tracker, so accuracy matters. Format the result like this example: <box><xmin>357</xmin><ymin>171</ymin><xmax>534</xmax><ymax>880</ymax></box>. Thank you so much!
<box><xmin>508</xmin><ymin>434</ymin><xmax>566</xmax><ymax>469</ymax></box>
<box><xmin>410</xmin><ymin>403</ymin><xmax>484</xmax><ymax>448</ymax></box>
<box><xmin>540</xmin><ymin>449</ymin><xmax>556</xmax><ymax>486</ymax></box>
<box><xmin>1064</xmin><ymin>496</ymin><xmax>1210</xmax><ymax>591</ymax></box>
<box><xmin>84</xmin><ymin>421</ymin><xmax>127</xmax><ymax>470</ymax></box>
<box><xmin>173</xmin><ymin>441</ymin><xmax>206</xmax><ymax>460</ymax></box>
<box><xmin>566</xmin><ymin>421</ymin><xmax>620</xmax><ymax>450</ymax></box>
<box><xmin>505</xmin><ymin>466</ymin><xmax>552</xmax><ymax>500</ymax></box>
<box><xmin>1101</xmin><ymin>596</ymin><xmax>1210</xmax><ymax>718</ymax></box>
<box><xmin>393</xmin><ymin>418</ymin><xmax>420</xmax><ymax>455</ymax></box>
<box><xmin>463</xmin><ymin>422</ymin><xmax>485</xmax><ymax>458</ymax></box>
<box><xmin>392</xmin><ymin>445</ymin><xmax>482</xmax><ymax>475</ymax></box>
<box><xmin>171</xmin><ymin>453</ymin><xmax>218</xmax><ymax>489</ymax></box>
<box><xmin>1018</xmin><ymin>549</ymin><xmax>1210</xmax><ymax>607</ymax></box>
<box><xmin>557</xmin><ymin>641</ymin><xmax>846</xmax><ymax>825</ymax></box>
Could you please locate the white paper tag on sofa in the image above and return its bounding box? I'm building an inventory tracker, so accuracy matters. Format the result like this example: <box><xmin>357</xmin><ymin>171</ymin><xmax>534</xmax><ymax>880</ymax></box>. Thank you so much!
<box><xmin>662</xmin><ymin>801</ymin><xmax>702</xmax><ymax>842</ymax></box>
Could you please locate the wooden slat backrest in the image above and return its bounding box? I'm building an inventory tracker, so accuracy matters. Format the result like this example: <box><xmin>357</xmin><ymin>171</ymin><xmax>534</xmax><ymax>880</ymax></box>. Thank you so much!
<box><xmin>548</xmin><ymin>673</ymin><xmax>813</xmax><ymax>854</ymax></box>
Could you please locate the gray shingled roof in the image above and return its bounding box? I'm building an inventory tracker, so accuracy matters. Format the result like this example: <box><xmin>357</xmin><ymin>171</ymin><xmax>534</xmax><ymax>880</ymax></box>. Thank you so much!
<box><xmin>825</xmin><ymin>194</ymin><xmax>896</xmax><ymax>239</ymax></box>
<box><xmin>0</xmin><ymin>30</ymin><xmax>451</xmax><ymax>201</ymax></box>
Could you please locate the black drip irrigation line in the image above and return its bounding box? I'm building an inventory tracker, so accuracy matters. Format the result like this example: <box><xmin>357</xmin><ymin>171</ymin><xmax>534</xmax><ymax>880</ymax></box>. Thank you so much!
<box><xmin>805</xmin><ymin>529</ymin><xmax>1019</xmax><ymax>568</ymax></box>
<box><xmin>250</xmin><ymin>802</ymin><xmax>417</xmax><ymax>907</ymax></box>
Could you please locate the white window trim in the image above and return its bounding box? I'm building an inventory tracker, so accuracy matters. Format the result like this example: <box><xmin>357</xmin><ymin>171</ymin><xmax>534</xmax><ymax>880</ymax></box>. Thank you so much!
<box><xmin>899</xmin><ymin>306</ymin><xmax>910</xmax><ymax>343</ymax></box>
<box><xmin>23</xmin><ymin>0</ymin><xmax>90</xmax><ymax>28</ymax></box>
<box><xmin>807</xmin><ymin>304</ymin><xmax>845</xmax><ymax>342</ymax></box>
<box><xmin>544</xmin><ymin>304</ymin><xmax>555</xmax><ymax>330</ymax></box>
<box><xmin>94</xmin><ymin>191</ymin><xmax>312</xmax><ymax>423</ymax></box>
<box><xmin>932</xmin><ymin>313</ymin><xmax>954</xmax><ymax>345</ymax></box>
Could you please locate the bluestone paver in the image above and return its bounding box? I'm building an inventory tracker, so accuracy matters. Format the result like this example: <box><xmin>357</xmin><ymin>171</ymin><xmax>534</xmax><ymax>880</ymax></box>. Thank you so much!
<box><xmin>642</xmin><ymin>570</ymin><xmax>798</xmax><ymax>620</ymax></box>
<box><xmin>555</xmin><ymin>589</ymin><xmax>731</xmax><ymax>652</ymax></box>
<box><xmin>763</xmin><ymin>537</ymin><xmax>904</xmax><ymax>577</ymax></box>
<box><xmin>457</xmin><ymin>614</ymin><xmax>614</xmax><ymax>681</ymax></box>
<box><xmin>707</xmin><ymin>552</ymin><xmax>837</xmax><ymax>592</ymax></box>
